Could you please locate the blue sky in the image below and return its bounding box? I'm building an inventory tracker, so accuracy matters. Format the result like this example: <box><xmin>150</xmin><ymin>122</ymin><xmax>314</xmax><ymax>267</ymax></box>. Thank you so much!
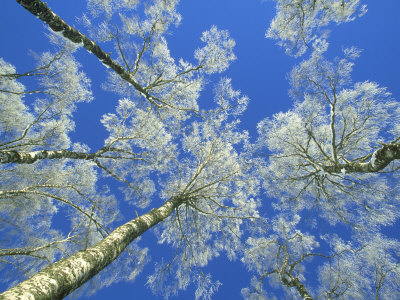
<box><xmin>1</xmin><ymin>1</ymin><xmax>400</xmax><ymax>299</ymax></box>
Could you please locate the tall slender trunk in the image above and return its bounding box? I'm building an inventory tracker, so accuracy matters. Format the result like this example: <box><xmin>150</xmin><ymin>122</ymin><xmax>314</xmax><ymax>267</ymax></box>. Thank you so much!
<box><xmin>0</xmin><ymin>196</ymin><xmax>184</xmax><ymax>299</ymax></box>
<box><xmin>292</xmin><ymin>278</ymin><xmax>313</xmax><ymax>300</ymax></box>
<box><xmin>0</xmin><ymin>149</ymin><xmax>96</xmax><ymax>164</ymax></box>
<box><xmin>282</xmin><ymin>275</ymin><xmax>314</xmax><ymax>300</ymax></box>
<box><xmin>15</xmin><ymin>0</ymin><xmax>154</xmax><ymax>99</ymax></box>
<box><xmin>281</xmin><ymin>273</ymin><xmax>313</xmax><ymax>300</ymax></box>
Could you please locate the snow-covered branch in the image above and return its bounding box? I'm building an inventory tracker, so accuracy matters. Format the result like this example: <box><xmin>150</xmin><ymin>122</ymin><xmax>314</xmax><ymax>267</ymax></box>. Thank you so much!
<box><xmin>322</xmin><ymin>142</ymin><xmax>400</xmax><ymax>173</ymax></box>
<box><xmin>0</xmin><ymin>195</ymin><xmax>185</xmax><ymax>299</ymax></box>
<box><xmin>15</xmin><ymin>0</ymin><xmax>165</xmax><ymax>107</ymax></box>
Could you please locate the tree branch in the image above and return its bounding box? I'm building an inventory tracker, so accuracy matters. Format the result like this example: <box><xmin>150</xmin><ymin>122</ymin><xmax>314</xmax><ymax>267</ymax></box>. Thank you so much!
<box><xmin>0</xmin><ymin>195</ymin><xmax>186</xmax><ymax>299</ymax></box>
<box><xmin>322</xmin><ymin>142</ymin><xmax>400</xmax><ymax>173</ymax></box>
<box><xmin>15</xmin><ymin>0</ymin><xmax>163</xmax><ymax>107</ymax></box>
<box><xmin>0</xmin><ymin>149</ymin><xmax>96</xmax><ymax>164</ymax></box>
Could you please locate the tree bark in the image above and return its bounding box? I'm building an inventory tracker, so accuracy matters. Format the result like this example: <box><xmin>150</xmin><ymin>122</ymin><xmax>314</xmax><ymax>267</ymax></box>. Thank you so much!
<box><xmin>292</xmin><ymin>278</ymin><xmax>313</xmax><ymax>300</ymax></box>
<box><xmin>322</xmin><ymin>143</ymin><xmax>400</xmax><ymax>174</ymax></box>
<box><xmin>0</xmin><ymin>196</ymin><xmax>185</xmax><ymax>299</ymax></box>
<box><xmin>0</xmin><ymin>149</ymin><xmax>96</xmax><ymax>164</ymax></box>
<box><xmin>15</xmin><ymin>0</ymin><xmax>157</xmax><ymax>103</ymax></box>
<box><xmin>282</xmin><ymin>275</ymin><xmax>314</xmax><ymax>300</ymax></box>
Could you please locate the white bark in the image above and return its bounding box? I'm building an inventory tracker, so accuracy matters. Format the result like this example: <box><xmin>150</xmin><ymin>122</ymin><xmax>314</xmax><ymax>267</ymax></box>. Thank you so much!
<box><xmin>0</xmin><ymin>196</ymin><xmax>184</xmax><ymax>299</ymax></box>
<box><xmin>15</xmin><ymin>0</ymin><xmax>159</xmax><ymax>106</ymax></box>
<box><xmin>0</xmin><ymin>149</ymin><xmax>95</xmax><ymax>164</ymax></box>
<box><xmin>322</xmin><ymin>143</ymin><xmax>400</xmax><ymax>173</ymax></box>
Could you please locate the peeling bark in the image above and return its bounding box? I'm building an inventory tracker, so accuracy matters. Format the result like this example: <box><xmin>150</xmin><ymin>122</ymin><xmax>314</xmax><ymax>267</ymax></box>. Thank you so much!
<box><xmin>322</xmin><ymin>143</ymin><xmax>400</xmax><ymax>174</ymax></box>
<box><xmin>15</xmin><ymin>0</ymin><xmax>158</xmax><ymax>105</ymax></box>
<box><xmin>0</xmin><ymin>196</ymin><xmax>185</xmax><ymax>299</ymax></box>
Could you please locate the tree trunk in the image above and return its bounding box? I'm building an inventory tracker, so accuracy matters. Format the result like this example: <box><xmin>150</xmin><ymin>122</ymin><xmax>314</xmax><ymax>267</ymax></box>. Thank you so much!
<box><xmin>0</xmin><ymin>196</ymin><xmax>184</xmax><ymax>299</ymax></box>
<box><xmin>282</xmin><ymin>275</ymin><xmax>314</xmax><ymax>300</ymax></box>
<box><xmin>15</xmin><ymin>0</ymin><xmax>154</xmax><ymax>100</ymax></box>
<box><xmin>292</xmin><ymin>278</ymin><xmax>313</xmax><ymax>300</ymax></box>
<box><xmin>322</xmin><ymin>143</ymin><xmax>400</xmax><ymax>174</ymax></box>
<box><xmin>0</xmin><ymin>149</ymin><xmax>96</xmax><ymax>164</ymax></box>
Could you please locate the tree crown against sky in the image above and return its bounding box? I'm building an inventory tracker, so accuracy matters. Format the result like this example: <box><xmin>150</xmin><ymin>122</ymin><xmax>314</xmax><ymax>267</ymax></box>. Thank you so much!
<box><xmin>0</xmin><ymin>0</ymin><xmax>400</xmax><ymax>299</ymax></box>
<box><xmin>255</xmin><ymin>44</ymin><xmax>400</xmax><ymax>228</ymax></box>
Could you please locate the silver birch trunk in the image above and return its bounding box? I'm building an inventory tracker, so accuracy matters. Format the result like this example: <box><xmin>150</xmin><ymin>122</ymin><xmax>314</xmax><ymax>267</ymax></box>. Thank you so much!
<box><xmin>281</xmin><ymin>275</ymin><xmax>314</xmax><ymax>300</ymax></box>
<box><xmin>15</xmin><ymin>0</ymin><xmax>155</xmax><ymax>101</ymax></box>
<box><xmin>291</xmin><ymin>278</ymin><xmax>313</xmax><ymax>300</ymax></box>
<box><xmin>0</xmin><ymin>196</ymin><xmax>185</xmax><ymax>299</ymax></box>
<box><xmin>0</xmin><ymin>150</ymin><xmax>96</xmax><ymax>164</ymax></box>
<box><xmin>322</xmin><ymin>143</ymin><xmax>400</xmax><ymax>173</ymax></box>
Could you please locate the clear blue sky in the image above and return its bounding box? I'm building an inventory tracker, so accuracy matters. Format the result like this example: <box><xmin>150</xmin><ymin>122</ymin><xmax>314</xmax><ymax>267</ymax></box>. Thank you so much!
<box><xmin>1</xmin><ymin>1</ymin><xmax>400</xmax><ymax>299</ymax></box>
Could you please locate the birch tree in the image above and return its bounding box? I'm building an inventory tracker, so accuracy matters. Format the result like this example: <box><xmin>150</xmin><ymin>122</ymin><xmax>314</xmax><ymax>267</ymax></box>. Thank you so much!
<box><xmin>0</xmin><ymin>51</ymin><xmax>112</xmax><ymax>284</ymax></box>
<box><xmin>0</xmin><ymin>74</ymin><xmax>258</xmax><ymax>299</ymax></box>
<box><xmin>267</xmin><ymin>0</ymin><xmax>367</xmax><ymax>56</ymax></box>
<box><xmin>247</xmin><ymin>12</ymin><xmax>400</xmax><ymax>296</ymax></box>
<box><xmin>0</xmin><ymin>1</ymin><xmax>259</xmax><ymax>296</ymax></box>
<box><xmin>0</xmin><ymin>47</ymin><xmax>148</xmax><ymax>295</ymax></box>
<box><xmin>3</xmin><ymin>0</ymin><xmax>400</xmax><ymax>299</ymax></box>
<box><xmin>317</xmin><ymin>234</ymin><xmax>400</xmax><ymax>299</ymax></box>
<box><xmin>241</xmin><ymin>214</ymin><xmax>320</xmax><ymax>300</ymax></box>
<box><xmin>255</xmin><ymin>44</ymin><xmax>400</xmax><ymax>228</ymax></box>
<box><xmin>241</xmin><ymin>214</ymin><xmax>400</xmax><ymax>300</ymax></box>
<box><xmin>15</xmin><ymin>0</ymin><xmax>235</xmax><ymax>116</ymax></box>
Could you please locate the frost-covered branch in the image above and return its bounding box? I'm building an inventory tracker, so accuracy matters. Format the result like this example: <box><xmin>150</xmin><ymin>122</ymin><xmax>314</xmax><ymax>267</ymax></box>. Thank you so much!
<box><xmin>15</xmin><ymin>0</ymin><xmax>165</xmax><ymax>107</ymax></box>
<box><xmin>0</xmin><ymin>234</ymin><xmax>76</xmax><ymax>258</ymax></box>
<box><xmin>0</xmin><ymin>50</ymin><xmax>64</xmax><ymax>79</ymax></box>
<box><xmin>256</xmin><ymin>48</ymin><xmax>400</xmax><ymax>227</ymax></box>
<box><xmin>0</xmin><ymin>195</ymin><xmax>186</xmax><ymax>299</ymax></box>
<box><xmin>15</xmin><ymin>0</ymin><xmax>231</xmax><ymax>114</ymax></box>
<box><xmin>242</xmin><ymin>215</ymin><xmax>321</xmax><ymax>300</ymax></box>
<box><xmin>318</xmin><ymin>235</ymin><xmax>400</xmax><ymax>299</ymax></box>
<box><xmin>0</xmin><ymin>188</ymin><xmax>108</xmax><ymax>236</ymax></box>
<box><xmin>267</xmin><ymin>0</ymin><xmax>367</xmax><ymax>56</ymax></box>
<box><xmin>322</xmin><ymin>142</ymin><xmax>400</xmax><ymax>173</ymax></box>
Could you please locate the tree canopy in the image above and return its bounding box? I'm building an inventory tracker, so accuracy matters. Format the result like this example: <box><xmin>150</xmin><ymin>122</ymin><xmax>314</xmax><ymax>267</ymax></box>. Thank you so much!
<box><xmin>0</xmin><ymin>0</ymin><xmax>399</xmax><ymax>299</ymax></box>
